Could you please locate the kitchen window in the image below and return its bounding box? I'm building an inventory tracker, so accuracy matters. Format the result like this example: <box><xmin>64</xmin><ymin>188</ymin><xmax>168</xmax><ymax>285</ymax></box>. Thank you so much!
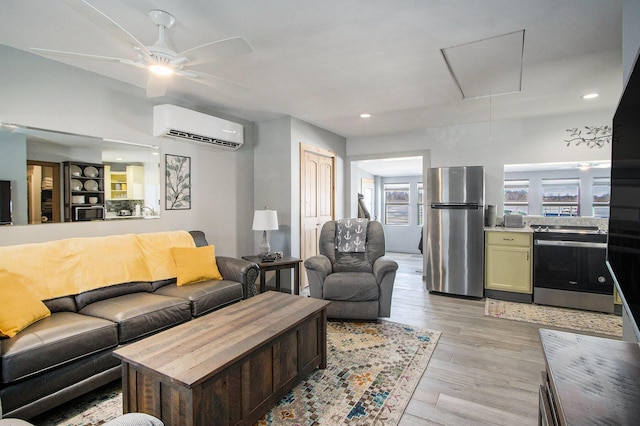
<box><xmin>384</xmin><ymin>183</ymin><xmax>410</xmax><ymax>225</ymax></box>
<box><xmin>504</xmin><ymin>180</ymin><xmax>529</xmax><ymax>215</ymax></box>
<box><xmin>592</xmin><ymin>177</ymin><xmax>610</xmax><ymax>218</ymax></box>
<box><xmin>542</xmin><ymin>179</ymin><xmax>580</xmax><ymax>216</ymax></box>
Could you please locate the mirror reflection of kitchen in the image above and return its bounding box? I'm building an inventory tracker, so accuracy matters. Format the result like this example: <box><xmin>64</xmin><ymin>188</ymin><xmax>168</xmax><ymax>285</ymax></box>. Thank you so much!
<box><xmin>504</xmin><ymin>160</ymin><xmax>611</xmax><ymax>218</ymax></box>
<box><xmin>1</xmin><ymin>123</ymin><xmax>161</xmax><ymax>225</ymax></box>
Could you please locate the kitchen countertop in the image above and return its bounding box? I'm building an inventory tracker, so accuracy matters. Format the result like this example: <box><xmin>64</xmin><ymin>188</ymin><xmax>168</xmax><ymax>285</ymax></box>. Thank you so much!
<box><xmin>484</xmin><ymin>226</ymin><xmax>532</xmax><ymax>233</ymax></box>
<box><xmin>485</xmin><ymin>215</ymin><xmax>608</xmax><ymax>233</ymax></box>
<box><xmin>105</xmin><ymin>215</ymin><xmax>160</xmax><ymax>220</ymax></box>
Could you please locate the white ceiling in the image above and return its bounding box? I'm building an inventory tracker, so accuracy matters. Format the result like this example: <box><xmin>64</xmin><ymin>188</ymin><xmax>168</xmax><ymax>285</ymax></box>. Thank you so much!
<box><xmin>0</xmin><ymin>0</ymin><xmax>623</xmax><ymax>139</ymax></box>
<box><xmin>357</xmin><ymin>157</ymin><xmax>423</xmax><ymax>177</ymax></box>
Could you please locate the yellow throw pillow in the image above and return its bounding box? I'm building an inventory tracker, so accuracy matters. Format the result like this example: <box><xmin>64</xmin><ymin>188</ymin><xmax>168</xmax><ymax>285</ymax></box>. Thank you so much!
<box><xmin>171</xmin><ymin>245</ymin><xmax>223</xmax><ymax>286</ymax></box>
<box><xmin>0</xmin><ymin>270</ymin><xmax>51</xmax><ymax>338</ymax></box>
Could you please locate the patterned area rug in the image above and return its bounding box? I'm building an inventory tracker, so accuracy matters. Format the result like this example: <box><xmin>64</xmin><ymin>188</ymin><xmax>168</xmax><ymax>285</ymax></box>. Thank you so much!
<box><xmin>31</xmin><ymin>320</ymin><xmax>440</xmax><ymax>426</ymax></box>
<box><xmin>485</xmin><ymin>298</ymin><xmax>623</xmax><ymax>337</ymax></box>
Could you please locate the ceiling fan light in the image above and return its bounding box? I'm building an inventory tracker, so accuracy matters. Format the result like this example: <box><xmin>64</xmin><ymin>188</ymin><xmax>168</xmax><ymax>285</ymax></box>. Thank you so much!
<box><xmin>149</xmin><ymin>64</ymin><xmax>174</xmax><ymax>76</ymax></box>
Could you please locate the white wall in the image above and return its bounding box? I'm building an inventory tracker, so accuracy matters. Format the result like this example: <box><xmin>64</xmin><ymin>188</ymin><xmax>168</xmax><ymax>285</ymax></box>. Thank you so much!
<box><xmin>0</xmin><ymin>45</ymin><xmax>255</xmax><ymax>256</ymax></box>
<box><xmin>347</xmin><ymin>110</ymin><xmax>614</xmax><ymax>215</ymax></box>
<box><xmin>623</xmin><ymin>0</ymin><xmax>640</xmax><ymax>85</ymax></box>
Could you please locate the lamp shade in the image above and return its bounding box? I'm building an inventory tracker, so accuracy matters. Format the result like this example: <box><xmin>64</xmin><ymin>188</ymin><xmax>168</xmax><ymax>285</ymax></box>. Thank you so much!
<box><xmin>252</xmin><ymin>210</ymin><xmax>278</xmax><ymax>231</ymax></box>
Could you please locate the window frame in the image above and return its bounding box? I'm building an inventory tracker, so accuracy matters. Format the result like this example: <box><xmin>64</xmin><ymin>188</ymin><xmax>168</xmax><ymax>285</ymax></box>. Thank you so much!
<box><xmin>504</xmin><ymin>179</ymin><xmax>530</xmax><ymax>215</ymax></box>
<box><xmin>384</xmin><ymin>182</ymin><xmax>410</xmax><ymax>225</ymax></box>
<box><xmin>541</xmin><ymin>178</ymin><xmax>580</xmax><ymax>217</ymax></box>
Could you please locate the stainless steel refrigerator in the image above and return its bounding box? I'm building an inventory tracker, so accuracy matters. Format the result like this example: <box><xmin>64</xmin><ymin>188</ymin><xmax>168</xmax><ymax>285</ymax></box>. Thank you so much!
<box><xmin>426</xmin><ymin>166</ymin><xmax>484</xmax><ymax>297</ymax></box>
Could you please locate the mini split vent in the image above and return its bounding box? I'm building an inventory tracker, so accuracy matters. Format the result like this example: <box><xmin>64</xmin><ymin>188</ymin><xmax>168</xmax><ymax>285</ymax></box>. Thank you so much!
<box><xmin>153</xmin><ymin>104</ymin><xmax>244</xmax><ymax>150</ymax></box>
<box><xmin>165</xmin><ymin>129</ymin><xmax>242</xmax><ymax>149</ymax></box>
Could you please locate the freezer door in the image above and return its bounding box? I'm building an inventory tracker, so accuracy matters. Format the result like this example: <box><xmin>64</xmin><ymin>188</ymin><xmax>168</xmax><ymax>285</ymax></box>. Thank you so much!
<box><xmin>427</xmin><ymin>166</ymin><xmax>484</xmax><ymax>204</ymax></box>
<box><xmin>426</xmin><ymin>205</ymin><xmax>484</xmax><ymax>297</ymax></box>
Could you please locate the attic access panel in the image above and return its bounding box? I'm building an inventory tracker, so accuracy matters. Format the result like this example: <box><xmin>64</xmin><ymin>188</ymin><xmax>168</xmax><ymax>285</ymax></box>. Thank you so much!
<box><xmin>442</xmin><ymin>30</ymin><xmax>525</xmax><ymax>99</ymax></box>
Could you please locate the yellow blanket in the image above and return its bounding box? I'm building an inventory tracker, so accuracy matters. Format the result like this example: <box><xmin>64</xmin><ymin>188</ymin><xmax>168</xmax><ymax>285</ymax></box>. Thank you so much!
<box><xmin>0</xmin><ymin>231</ymin><xmax>196</xmax><ymax>301</ymax></box>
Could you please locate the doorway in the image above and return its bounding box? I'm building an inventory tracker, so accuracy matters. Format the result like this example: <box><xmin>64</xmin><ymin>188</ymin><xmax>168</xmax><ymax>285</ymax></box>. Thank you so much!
<box><xmin>26</xmin><ymin>161</ymin><xmax>61</xmax><ymax>224</ymax></box>
<box><xmin>349</xmin><ymin>150</ymin><xmax>430</xmax><ymax>275</ymax></box>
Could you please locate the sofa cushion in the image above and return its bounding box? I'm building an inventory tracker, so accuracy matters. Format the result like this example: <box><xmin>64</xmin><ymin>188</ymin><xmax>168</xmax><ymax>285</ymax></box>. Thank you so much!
<box><xmin>0</xmin><ymin>272</ymin><xmax>51</xmax><ymax>338</ymax></box>
<box><xmin>171</xmin><ymin>245</ymin><xmax>223</xmax><ymax>285</ymax></box>
<box><xmin>79</xmin><ymin>293</ymin><xmax>191</xmax><ymax>343</ymax></box>
<box><xmin>1</xmin><ymin>312</ymin><xmax>117</xmax><ymax>384</ymax></box>
<box><xmin>154</xmin><ymin>280</ymin><xmax>243</xmax><ymax>317</ymax></box>
<box><xmin>75</xmin><ymin>281</ymin><xmax>152</xmax><ymax>311</ymax></box>
<box><xmin>323</xmin><ymin>272</ymin><xmax>379</xmax><ymax>302</ymax></box>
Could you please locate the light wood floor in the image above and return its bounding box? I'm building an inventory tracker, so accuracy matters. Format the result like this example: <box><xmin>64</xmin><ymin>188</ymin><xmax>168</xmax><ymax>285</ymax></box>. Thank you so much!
<box><xmin>387</xmin><ymin>252</ymin><xmax>545</xmax><ymax>426</ymax></box>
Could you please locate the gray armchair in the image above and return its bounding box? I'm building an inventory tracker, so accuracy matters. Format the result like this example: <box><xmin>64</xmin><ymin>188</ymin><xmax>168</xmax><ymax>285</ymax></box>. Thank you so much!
<box><xmin>304</xmin><ymin>220</ymin><xmax>398</xmax><ymax>320</ymax></box>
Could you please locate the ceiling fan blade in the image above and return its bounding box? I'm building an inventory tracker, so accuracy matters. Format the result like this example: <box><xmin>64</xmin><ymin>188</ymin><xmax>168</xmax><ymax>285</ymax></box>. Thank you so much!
<box><xmin>178</xmin><ymin>69</ymin><xmax>251</xmax><ymax>92</ymax></box>
<box><xmin>62</xmin><ymin>0</ymin><xmax>151</xmax><ymax>56</ymax></box>
<box><xmin>146</xmin><ymin>75</ymin><xmax>168</xmax><ymax>98</ymax></box>
<box><xmin>177</xmin><ymin>36</ymin><xmax>253</xmax><ymax>66</ymax></box>
<box><xmin>29</xmin><ymin>47</ymin><xmax>139</xmax><ymax>66</ymax></box>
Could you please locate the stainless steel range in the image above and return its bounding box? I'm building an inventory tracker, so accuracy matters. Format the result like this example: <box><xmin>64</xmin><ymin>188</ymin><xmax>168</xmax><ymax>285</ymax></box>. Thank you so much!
<box><xmin>531</xmin><ymin>224</ymin><xmax>613</xmax><ymax>313</ymax></box>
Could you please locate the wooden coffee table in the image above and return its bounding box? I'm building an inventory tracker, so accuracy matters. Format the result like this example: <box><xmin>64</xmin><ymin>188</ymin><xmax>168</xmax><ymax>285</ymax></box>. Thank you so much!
<box><xmin>113</xmin><ymin>292</ymin><xmax>330</xmax><ymax>426</ymax></box>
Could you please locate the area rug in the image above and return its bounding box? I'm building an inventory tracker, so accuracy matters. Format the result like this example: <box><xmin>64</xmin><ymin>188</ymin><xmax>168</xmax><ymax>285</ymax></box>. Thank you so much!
<box><xmin>485</xmin><ymin>298</ymin><xmax>622</xmax><ymax>337</ymax></box>
<box><xmin>31</xmin><ymin>320</ymin><xmax>440</xmax><ymax>426</ymax></box>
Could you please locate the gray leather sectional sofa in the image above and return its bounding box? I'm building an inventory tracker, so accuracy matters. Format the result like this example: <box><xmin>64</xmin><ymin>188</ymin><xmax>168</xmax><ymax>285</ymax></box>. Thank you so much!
<box><xmin>0</xmin><ymin>230</ymin><xmax>259</xmax><ymax>421</ymax></box>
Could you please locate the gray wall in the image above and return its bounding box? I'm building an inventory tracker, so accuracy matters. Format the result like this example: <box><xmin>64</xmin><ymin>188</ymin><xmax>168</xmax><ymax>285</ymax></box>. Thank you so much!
<box><xmin>253</xmin><ymin>116</ymin><xmax>346</xmax><ymax>291</ymax></box>
<box><xmin>0</xmin><ymin>45</ymin><xmax>255</xmax><ymax>257</ymax></box>
<box><xmin>0</xmin><ymin>132</ymin><xmax>27</xmax><ymax>225</ymax></box>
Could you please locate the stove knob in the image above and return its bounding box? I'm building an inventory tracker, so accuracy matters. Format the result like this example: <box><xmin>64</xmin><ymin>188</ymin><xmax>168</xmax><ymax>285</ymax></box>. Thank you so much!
<box><xmin>543</xmin><ymin>226</ymin><xmax>549</xmax><ymax>232</ymax></box>
<box><xmin>598</xmin><ymin>276</ymin><xmax>607</xmax><ymax>284</ymax></box>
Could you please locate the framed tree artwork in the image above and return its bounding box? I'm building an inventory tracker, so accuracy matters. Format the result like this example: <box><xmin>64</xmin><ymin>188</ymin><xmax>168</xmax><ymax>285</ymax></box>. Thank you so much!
<box><xmin>165</xmin><ymin>154</ymin><xmax>191</xmax><ymax>210</ymax></box>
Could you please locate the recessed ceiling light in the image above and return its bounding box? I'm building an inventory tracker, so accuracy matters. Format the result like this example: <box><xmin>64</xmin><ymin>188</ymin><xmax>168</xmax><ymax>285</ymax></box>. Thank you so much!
<box><xmin>360</xmin><ymin>113</ymin><xmax>371</xmax><ymax>118</ymax></box>
<box><xmin>582</xmin><ymin>93</ymin><xmax>599</xmax><ymax>100</ymax></box>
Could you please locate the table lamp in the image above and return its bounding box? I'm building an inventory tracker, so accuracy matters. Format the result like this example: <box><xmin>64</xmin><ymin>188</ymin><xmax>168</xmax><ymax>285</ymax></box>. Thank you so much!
<box><xmin>252</xmin><ymin>209</ymin><xmax>278</xmax><ymax>258</ymax></box>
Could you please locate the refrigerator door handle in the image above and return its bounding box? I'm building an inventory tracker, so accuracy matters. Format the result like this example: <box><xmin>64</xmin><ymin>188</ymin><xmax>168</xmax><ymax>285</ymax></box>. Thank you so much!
<box><xmin>430</xmin><ymin>203</ymin><xmax>480</xmax><ymax>210</ymax></box>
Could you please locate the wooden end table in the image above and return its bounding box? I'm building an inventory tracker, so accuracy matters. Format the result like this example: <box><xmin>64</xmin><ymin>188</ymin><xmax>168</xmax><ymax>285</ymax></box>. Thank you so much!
<box><xmin>242</xmin><ymin>255</ymin><xmax>302</xmax><ymax>295</ymax></box>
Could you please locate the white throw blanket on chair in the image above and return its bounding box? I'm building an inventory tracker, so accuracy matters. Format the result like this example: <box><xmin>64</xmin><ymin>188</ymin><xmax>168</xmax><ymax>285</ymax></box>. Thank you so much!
<box><xmin>335</xmin><ymin>218</ymin><xmax>368</xmax><ymax>252</ymax></box>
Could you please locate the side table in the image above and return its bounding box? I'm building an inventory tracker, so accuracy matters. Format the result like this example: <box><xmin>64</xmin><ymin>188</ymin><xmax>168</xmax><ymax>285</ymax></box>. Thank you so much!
<box><xmin>242</xmin><ymin>255</ymin><xmax>303</xmax><ymax>295</ymax></box>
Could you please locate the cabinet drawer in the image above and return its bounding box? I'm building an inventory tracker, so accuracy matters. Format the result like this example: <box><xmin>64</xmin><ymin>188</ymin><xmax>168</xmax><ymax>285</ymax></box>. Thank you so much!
<box><xmin>486</xmin><ymin>231</ymin><xmax>531</xmax><ymax>247</ymax></box>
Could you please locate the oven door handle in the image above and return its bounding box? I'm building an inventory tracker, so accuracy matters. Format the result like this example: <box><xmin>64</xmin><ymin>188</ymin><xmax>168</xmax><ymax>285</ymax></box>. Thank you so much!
<box><xmin>534</xmin><ymin>240</ymin><xmax>607</xmax><ymax>249</ymax></box>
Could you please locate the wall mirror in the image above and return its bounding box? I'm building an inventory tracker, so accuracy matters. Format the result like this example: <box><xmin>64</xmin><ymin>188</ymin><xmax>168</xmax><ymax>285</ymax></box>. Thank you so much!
<box><xmin>503</xmin><ymin>160</ymin><xmax>611</xmax><ymax>218</ymax></box>
<box><xmin>0</xmin><ymin>123</ymin><xmax>160</xmax><ymax>226</ymax></box>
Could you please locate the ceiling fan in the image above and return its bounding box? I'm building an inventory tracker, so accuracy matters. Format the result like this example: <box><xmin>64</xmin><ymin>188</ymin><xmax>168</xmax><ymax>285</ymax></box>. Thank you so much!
<box><xmin>30</xmin><ymin>0</ymin><xmax>252</xmax><ymax>97</ymax></box>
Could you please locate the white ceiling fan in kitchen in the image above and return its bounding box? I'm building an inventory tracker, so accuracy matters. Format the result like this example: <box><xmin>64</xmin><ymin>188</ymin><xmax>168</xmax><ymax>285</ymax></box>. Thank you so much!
<box><xmin>30</xmin><ymin>0</ymin><xmax>253</xmax><ymax>97</ymax></box>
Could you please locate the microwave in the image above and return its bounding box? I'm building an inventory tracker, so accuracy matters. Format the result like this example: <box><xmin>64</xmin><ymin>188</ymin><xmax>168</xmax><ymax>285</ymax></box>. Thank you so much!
<box><xmin>73</xmin><ymin>206</ymin><xmax>105</xmax><ymax>221</ymax></box>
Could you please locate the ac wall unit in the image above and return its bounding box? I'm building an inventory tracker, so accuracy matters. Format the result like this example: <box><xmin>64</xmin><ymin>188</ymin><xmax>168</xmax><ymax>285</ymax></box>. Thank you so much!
<box><xmin>153</xmin><ymin>104</ymin><xmax>244</xmax><ymax>150</ymax></box>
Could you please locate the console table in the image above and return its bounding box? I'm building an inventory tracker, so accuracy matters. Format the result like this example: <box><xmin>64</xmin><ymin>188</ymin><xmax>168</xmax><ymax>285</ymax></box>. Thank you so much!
<box><xmin>539</xmin><ymin>328</ymin><xmax>640</xmax><ymax>425</ymax></box>
<box><xmin>242</xmin><ymin>255</ymin><xmax>302</xmax><ymax>295</ymax></box>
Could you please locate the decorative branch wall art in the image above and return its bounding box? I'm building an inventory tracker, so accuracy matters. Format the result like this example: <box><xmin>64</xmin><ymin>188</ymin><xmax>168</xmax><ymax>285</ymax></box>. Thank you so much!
<box><xmin>564</xmin><ymin>126</ymin><xmax>612</xmax><ymax>148</ymax></box>
<box><xmin>165</xmin><ymin>154</ymin><xmax>191</xmax><ymax>210</ymax></box>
